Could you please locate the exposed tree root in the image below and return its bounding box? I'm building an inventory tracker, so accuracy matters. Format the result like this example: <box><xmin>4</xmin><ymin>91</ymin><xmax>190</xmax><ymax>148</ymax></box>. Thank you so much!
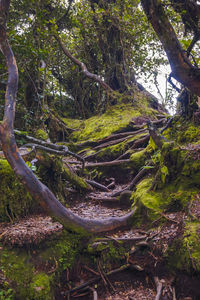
<box><xmin>85</xmin><ymin>159</ymin><xmax>131</xmax><ymax>168</ymax></box>
<box><xmin>111</xmin><ymin>166</ymin><xmax>151</xmax><ymax>197</ymax></box>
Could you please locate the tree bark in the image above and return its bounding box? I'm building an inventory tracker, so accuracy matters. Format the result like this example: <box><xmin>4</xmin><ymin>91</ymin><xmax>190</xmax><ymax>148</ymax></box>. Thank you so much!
<box><xmin>141</xmin><ymin>0</ymin><xmax>200</xmax><ymax>96</ymax></box>
<box><xmin>0</xmin><ymin>0</ymin><xmax>134</xmax><ymax>233</ymax></box>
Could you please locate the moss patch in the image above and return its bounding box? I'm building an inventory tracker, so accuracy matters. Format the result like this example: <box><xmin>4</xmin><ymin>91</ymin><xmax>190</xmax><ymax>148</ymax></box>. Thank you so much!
<box><xmin>70</xmin><ymin>103</ymin><xmax>142</xmax><ymax>142</ymax></box>
<box><xmin>34</xmin><ymin>129</ymin><xmax>48</xmax><ymax>141</ymax></box>
<box><xmin>130</xmin><ymin>149</ymin><xmax>149</xmax><ymax>172</ymax></box>
<box><xmin>0</xmin><ymin>159</ymin><xmax>35</xmax><ymax>222</ymax></box>
<box><xmin>0</xmin><ymin>231</ymin><xmax>83</xmax><ymax>299</ymax></box>
<box><xmin>167</xmin><ymin>221</ymin><xmax>200</xmax><ymax>272</ymax></box>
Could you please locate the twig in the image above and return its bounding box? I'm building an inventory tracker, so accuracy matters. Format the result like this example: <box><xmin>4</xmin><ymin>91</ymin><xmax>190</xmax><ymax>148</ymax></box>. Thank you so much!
<box><xmin>159</xmin><ymin>212</ymin><xmax>179</xmax><ymax>224</ymax></box>
<box><xmin>97</xmin><ymin>260</ymin><xmax>108</xmax><ymax>289</ymax></box>
<box><xmin>65</xmin><ymin>264</ymin><xmax>130</xmax><ymax>295</ymax></box>
<box><xmin>85</xmin><ymin>159</ymin><xmax>130</xmax><ymax>168</ymax></box>
<box><xmin>172</xmin><ymin>287</ymin><xmax>177</xmax><ymax>300</ymax></box>
<box><xmin>89</xmin><ymin>287</ymin><xmax>98</xmax><ymax>300</ymax></box>
<box><xmin>95</xmin><ymin>236</ymin><xmax>147</xmax><ymax>243</ymax></box>
<box><xmin>86</xmin><ymin>180</ymin><xmax>110</xmax><ymax>192</ymax></box>
<box><xmin>83</xmin><ymin>265</ymin><xmax>99</xmax><ymax>276</ymax></box>
<box><xmin>154</xmin><ymin>276</ymin><xmax>163</xmax><ymax>300</ymax></box>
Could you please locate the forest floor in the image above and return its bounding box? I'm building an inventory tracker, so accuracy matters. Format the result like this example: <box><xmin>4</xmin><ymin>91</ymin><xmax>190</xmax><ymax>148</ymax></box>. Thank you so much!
<box><xmin>1</xmin><ymin>112</ymin><xmax>200</xmax><ymax>299</ymax></box>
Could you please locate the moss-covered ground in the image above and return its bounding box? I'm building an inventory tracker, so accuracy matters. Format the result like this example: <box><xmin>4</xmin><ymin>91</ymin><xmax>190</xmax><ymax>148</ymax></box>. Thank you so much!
<box><xmin>2</xmin><ymin>101</ymin><xmax>200</xmax><ymax>298</ymax></box>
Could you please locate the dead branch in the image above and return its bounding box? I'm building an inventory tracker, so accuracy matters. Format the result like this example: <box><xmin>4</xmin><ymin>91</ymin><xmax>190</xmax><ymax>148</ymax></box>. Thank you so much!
<box><xmin>154</xmin><ymin>276</ymin><xmax>163</xmax><ymax>300</ymax></box>
<box><xmin>83</xmin><ymin>265</ymin><xmax>99</xmax><ymax>276</ymax></box>
<box><xmin>86</xmin><ymin>180</ymin><xmax>110</xmax><ymax>192</ymax></box>
<box><xmin>23</xmin><ymin>142</ymin><xmax>85</xmax><ymax>169</ymax></box>
<box><xmin>85</xmin><ymin>159</ymin><xmax>130</xmax><ymax>168</ymax></box>
<box><xmin>89</xmin><ymin>195</ymin><xmax>118</xmax><ymax>202</ymax></box>
<box><xmin>66</xmin><ymin>264</ymin><xmax>131</xmax><ymax>295</ymax></box>
<box><xmin>94</xmin><ymin>235</ymin><xmax>147</xmax><ymax>243</ymax></box>
<box><xmin>15</xmin><ymin>129</ymin><xmax>85</xmax><ymax>167</ymax></box>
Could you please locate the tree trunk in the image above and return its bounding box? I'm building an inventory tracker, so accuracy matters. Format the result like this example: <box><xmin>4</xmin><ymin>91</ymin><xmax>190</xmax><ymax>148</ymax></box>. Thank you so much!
<box><xmin>141</xmin><ymin>0</ymin><xmax>200</xmax><ymax>96</ymax></box>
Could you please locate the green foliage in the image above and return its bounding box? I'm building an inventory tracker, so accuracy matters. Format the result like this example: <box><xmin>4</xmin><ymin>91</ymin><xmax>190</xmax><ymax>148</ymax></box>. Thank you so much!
<box><xmin>34</xmin><ymin>129</ymin><xmax>48</xmax><ymax>141</ymax></box>
<box><xmin>160</xmin><ymin>165</ymin><xmax>169</xmax><ymax>183</ymax></box>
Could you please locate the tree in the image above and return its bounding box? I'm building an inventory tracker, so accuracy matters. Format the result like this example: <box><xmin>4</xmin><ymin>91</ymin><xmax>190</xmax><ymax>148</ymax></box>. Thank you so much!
<box><xmin>141</xmin><ymin>0</ymin><xmax>200</xmax><ymax>96</ymax></box>
<box><xmin>0</xmin><ymin>0</ymin><xmax>200</xmax><ymax>234</ymax></box>
<box><xmin>0</xmin><ymin>0</ymin><xmax>134</xmax><ymax>233</ymax></box>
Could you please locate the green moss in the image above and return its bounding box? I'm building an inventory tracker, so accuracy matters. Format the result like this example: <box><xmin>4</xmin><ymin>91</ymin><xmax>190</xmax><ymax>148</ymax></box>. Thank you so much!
<box><xmin>178</xmin><ymin>124</ymin><xmax>200</xmax><ymax>144</ymax></box>
<box><xmin>0</xmin><ymin>248</ymin><xmax>35</xmax><ymax>299</ymax></box>
<box><xmin>29</xmin><ymin>273</ymin><xmax>52</xmax><ymax>300</ymax></box>
<box><xmin>133</xmin><ymin>178</ymin><xmax>166</xmax><ymax>213</ymax></box>
<box><xmin>40</xmin><ymin>230</ymin><xmax>83</xmax><ymax>272</ymax></box>
<box><xmin>0</xmin><ymin>159</ymin><xmax>34</xmax><ymax>222</ymax></box>
<box><xmin>163</xmin><ymin>120</ymin><xmax>200</xmax><ymax>145</ymax></box>
<box><xmin>95</xmin><ymin>141</ymin><xmax>126</xmax><ymax>161</ymax></box>
<box><xmin>0</xmin><ymin>231</ymin><xmax>83</xmax><ymax>299</ymax></box>
<box><xmin>62</xmin><ymin>163</ymin><xmax>91</xmax><ymax>191</ymax></box>
<box><xmin>130</xmin><ymin>149</ymin><xmax>148</xmax><ymax>171</ymax></box>
<box><xmin>71</xmin><ymin>103</ymin><xmax>142</xmax><ymax>142</ymax></box>
<box><xmin>167</xmin><ymin>221</ymin><xmax>200</xmax><ymax>272</ymax></box>
<box><xmin>132</xmin><ymin>176</ymin><xmax>196</xmax><ymax>225</ymax></box>
<box><xmin>35</xmin><ymin>129</ymin><xmax>48</xmax><ymax>141</ymax></box>
<box><xmin>87</xmin><ymin>240</ymin><xmax>126</xmax><ymax>271</ymax></box>
<box><xmin>38</xmin><ymin>156</ymin><xmax>91</xmax><ymax>204</ymax></box>
<box><xmin>62</xmin><ymin>117</ymin><xmax>83</xmax><ymax>130</ymax></box>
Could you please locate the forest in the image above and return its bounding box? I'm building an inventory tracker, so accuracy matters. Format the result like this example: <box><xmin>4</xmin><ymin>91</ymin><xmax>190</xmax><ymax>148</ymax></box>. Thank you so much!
<box><xmin>0</xmin><ymin>0</ymin><xmax>200</xmax><ymax>299</ymax></box>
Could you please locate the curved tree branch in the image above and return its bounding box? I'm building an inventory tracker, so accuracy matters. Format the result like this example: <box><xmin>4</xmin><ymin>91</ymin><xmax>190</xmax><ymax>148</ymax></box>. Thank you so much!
<box><xmin>141</xmin><ymin>0</ymin><xmax>200</xmax><ymax>96</ymax></box>
<box><xmin>54</xmin><ymin>34</ymin><xmax>114</xmax><ymax>93</ymax></box>
<box><xmin>0</xmin><ymin>0</ymin><xmax>134</xmax><ymax>233</ymax></box>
